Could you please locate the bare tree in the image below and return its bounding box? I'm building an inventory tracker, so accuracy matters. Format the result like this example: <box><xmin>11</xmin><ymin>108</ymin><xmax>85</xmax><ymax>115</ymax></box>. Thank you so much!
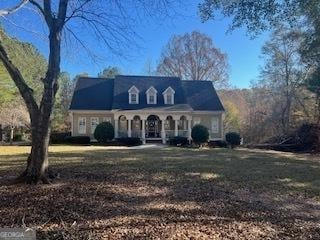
<box><xmin>260</xmin><ymin>26</ymin><xmax>306</xmax><ymax>135</ymax></box>
<box><xmin>0</xmin><ymin>0</ymin><xmax>176</xmax><ymax>184</ymax></box>
<box><xmin>0</xmin><ymin>101</ymin><xmax>29</xmax><ymax>144</ymax></box>
<box><xmin>157</xmin><ymin>31</ymin><xmax>229</xmax><ymax>87</ymax></box>
<box><xmin>98</xmin><ymin>66</ymin><xmax>121</xmax><ymax>78</ymax></box>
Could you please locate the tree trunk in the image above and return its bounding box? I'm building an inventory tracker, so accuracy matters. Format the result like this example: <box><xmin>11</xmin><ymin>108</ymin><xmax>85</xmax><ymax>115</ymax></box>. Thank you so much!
<box><xmin>17</xmin><ymin>116</ymin><xmax>51</xmax><ymax>184</ymax></box>
<box><xmin>9</xmin><ymin>126</ymin><xmax>14</xmax><ymax>145</ymax></box>
<box><xmin>0</xmin><ymin>1</ymin><xmax>68</xmax><ymax>184</ymax></box>
<box><xmin>0</xmin><ymin>124</ymin><xmax>2</xmax><ymax>141</ymax></box>
<box><xmin>315</xmin><ymin>92</ymin><xmax>320</xmax><ymax>126</ymax></box>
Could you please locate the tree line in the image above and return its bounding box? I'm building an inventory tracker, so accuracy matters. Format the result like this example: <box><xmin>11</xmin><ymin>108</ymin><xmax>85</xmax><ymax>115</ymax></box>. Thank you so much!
<box><xmin>1</xmin><ymin>26</ymin><xmax>318</xmax><ymax>146</ymax></box>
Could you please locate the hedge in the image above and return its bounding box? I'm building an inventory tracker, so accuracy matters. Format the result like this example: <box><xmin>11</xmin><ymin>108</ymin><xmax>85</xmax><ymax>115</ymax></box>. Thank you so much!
<box><xmin>226</xmin><ymin>132</ymin><xmax>241</xmax><ymax>147</ymax></box>
<box><xmin>65</xmin><ymin>136</ymin><xmax>91</xmax><ymax>145</ymax></box>
<box><xmin>50</xmin><ymin>132</ymin><xmax>71</xmax><ymax>144</ymax></box>
<box><xmin>116</xmin><ymin>137</ymin><xmax>142</xmax><ymax>146</ymax></box>
<box><xmin>168</xmin><ymin>136</ymin><xmax>188</xmax><ymax>146</ymax></box>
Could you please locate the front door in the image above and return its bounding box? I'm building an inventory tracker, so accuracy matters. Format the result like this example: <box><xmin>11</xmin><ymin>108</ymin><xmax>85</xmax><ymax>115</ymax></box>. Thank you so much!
<box><xmin>146</xmin><ymin>115</ymin><xmax>161</xmax><ymax>138</ymax></box>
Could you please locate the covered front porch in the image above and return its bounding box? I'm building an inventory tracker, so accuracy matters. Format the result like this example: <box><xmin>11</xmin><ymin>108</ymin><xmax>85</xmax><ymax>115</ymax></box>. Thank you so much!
<box><xmin>114</xmin><ymin>113</ymin><xmax>192</xmax><ymax>144</ymax></box>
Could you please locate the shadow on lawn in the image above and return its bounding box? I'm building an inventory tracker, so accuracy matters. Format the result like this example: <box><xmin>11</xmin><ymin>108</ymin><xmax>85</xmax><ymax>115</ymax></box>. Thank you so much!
<box><xmin>0</xmin><ymin>148</ymin><xmax>319</xmax><ymax>239</ymax></box>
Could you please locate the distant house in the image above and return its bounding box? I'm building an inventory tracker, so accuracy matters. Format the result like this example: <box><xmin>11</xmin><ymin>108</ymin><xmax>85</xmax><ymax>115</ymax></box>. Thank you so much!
<box><xmin>69</xmin><ymin>75</ymin><xmax>224</xmax><ymax>144</ymax></box>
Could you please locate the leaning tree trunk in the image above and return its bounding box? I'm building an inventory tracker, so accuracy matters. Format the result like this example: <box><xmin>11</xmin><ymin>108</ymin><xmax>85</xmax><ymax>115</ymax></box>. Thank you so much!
<box><xmin>0</xmin><ymin>1</ymin><xmax>68</xmax><ymax>184</ymax></box>
<box><xmin>18</xmin><ymin>61</ymin><xmax>58</xmax><ymax>184</ymax></box>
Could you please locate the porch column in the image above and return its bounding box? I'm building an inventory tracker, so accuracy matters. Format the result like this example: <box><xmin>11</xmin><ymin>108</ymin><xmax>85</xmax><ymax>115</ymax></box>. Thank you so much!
<box><xmin>187</xmin><ymin>118</ymin><xmax>192</xmax><ymax>143</ymax></box>
<box><xmin>114</xmin><ymin>118</ymin><xmax>119</xmax><ymax>138</ymax></box>
<box><xmin>174</xmin><ymin>118</ymin><xmax>179</xmax><ymax>137</ymax></box>
<box><xmin>128</xmin><ymin>118</ymin><xmax>132</xmax><ymax>137</ymax></box>
<box><xmin>0</xmin><ymin>124</ymin><xmax>2</xmax><ymax>142</ymax></box>
<box><xmin>221</xmin><ymin>113</ymin><xmax>225</xmax><ymax>140</ymax></box>
<box><xmin>70</xmin><ymin>112</ymin><xmax>74</xmax><ymax>136</ymax></box>
<box><xmin>160</xmin><ymin>117</ymin><xmax>166</xmax><ymax>144</ymax></box>
<box><xmin>141</xmin><ymin>118</ymin><xmax>146</xmax><ymax>144</ymax></box>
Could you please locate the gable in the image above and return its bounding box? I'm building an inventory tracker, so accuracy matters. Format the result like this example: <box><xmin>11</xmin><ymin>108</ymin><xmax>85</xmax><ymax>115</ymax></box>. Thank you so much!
<box><xmin>163</xmin><ymin>86</ymin><xmax>175</xmax><ymax>95</ymax></box>
<box><xmin>146</xmin><ymin>86</ymin><xmax>158</xmax><ymax>94</ymax></box>
<box><xmin>128</xmin><ymin>85</ymin><xmax>139</xmax><ymax>93</ymax></box>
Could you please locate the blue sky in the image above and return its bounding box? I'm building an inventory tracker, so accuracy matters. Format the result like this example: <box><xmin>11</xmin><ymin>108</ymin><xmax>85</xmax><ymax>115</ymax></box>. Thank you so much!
<box><xmin>1</xmin><ymin>1</ymin><xmax>269</xmax><ymax>88</ymax></box>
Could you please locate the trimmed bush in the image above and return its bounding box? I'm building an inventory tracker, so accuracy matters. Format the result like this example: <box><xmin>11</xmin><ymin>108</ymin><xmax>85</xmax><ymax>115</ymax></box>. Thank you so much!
<box><xmin>226</xmin><ymin>132</ymin><xmax>241</xmax><ymax>148</ymax></box>
<box><xmin>191</xmin><ymin>124</ymin><xmax>209</xmax><ymax>146</ymax></box>
<box><xmin>168</xmin><ymin>136</ymin><xmax>188</xmax><ymax>146</ymax></box>
<box><xmin>94</xmin><ymin>122</ymin><xmax>114</xmax><ymax>143</ymax></box>
<box><xmin>116</xmin><ymin>137</ymin><xmax>142</xmax><ymax>146</ymax></box>
<box><xmin>65</xmin><ymin>136</ymin><xmax>91</xmax><ymax>145</ymax></box>
<box><xmin>50</xmin><ymin>131</ymin><xmax>71</xmax><ymax>144</ymax></box>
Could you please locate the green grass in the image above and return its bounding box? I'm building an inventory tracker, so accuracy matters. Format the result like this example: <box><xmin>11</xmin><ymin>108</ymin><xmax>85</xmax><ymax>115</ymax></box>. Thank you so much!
<box><xmin>0</xmin><ymin>146</ymin><xmax>319</xmax><ymax>239</ymax></box>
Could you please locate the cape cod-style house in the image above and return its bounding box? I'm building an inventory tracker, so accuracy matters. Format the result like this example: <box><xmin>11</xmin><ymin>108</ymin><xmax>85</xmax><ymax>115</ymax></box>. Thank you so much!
<box><xmin>69</xmin><ymin>75</ymin><xmax>225</xmax><ymax>144</ymax></box>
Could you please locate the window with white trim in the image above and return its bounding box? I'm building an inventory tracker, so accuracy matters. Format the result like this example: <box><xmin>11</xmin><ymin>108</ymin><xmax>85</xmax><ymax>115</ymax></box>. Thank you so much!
<box><xmin>211</xmin><ymin>117</ymin><xmax>219</xmax><ymax>133</ymax></box>
<box><xmin>163</xmin><ymin>87</ymin><xmax>175</xmax><ymax>105</ymax></box>
<box><xmin>149</xmin><ymin>94</ymin><xmax>155</xmax><ymax>104</ymax></box>
<box><xmin>91</xmin><ymin>117</ymin><xmax>99</xmax><ymax>134</ymax></box>
<box><xmin>166</xmin><ymin>94</ymin><xmax>173</xmax><ymax>104</ymax></box>
<box><xmin>146</xmin><ymin>86</ymin><xmax>157</xmax><ymax>104</ymax></box>
<box><xmin>128</xmin><ymin>85</ymin><xmax>139</xmax><ymax>104</ymax></box>
<box><xmin>78</xmin><ymin>117</ymin><xmax>86</xmax><ymax>134</ymax></box>
<box><xmin>131</xmin><ymin>93</ymin><xmax>137</xmax><ymax>104</ymax></box>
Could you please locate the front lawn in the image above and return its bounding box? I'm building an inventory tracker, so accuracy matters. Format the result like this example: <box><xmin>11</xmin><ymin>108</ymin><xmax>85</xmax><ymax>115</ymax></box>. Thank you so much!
<box><xmin>0</xmin><ymin>146</ymin><xmax>319</xmax><ymax>239</ymax></box>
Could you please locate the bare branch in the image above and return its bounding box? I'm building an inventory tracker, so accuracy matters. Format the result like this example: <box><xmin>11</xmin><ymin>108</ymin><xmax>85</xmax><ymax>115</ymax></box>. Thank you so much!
<box><xmin>0</xmin><ymin>0</ymin><xmax>29</xmax><ymax>17</ymax></box>
<box><xmin>157</xmin><ymin>31</ymin><xmax>229</xmax><ymax>87</ymax></box>
<box><xmin>2</xmin><ymin>15</ymin><xmax>47</xmax><ymax>40</ymax></box>
<box><xmin>29</xmin><ymin>0</ymin><xmax>45</xmax><ymax>16</ymax></box>
<box><xmin>64</xmin><ymin>0</ymin><xmax>92</xmax><ymax>24</ymax></box>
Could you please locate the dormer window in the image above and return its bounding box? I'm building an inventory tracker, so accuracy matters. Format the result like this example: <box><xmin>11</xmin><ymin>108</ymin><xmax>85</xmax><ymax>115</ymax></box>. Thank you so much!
<box><xmin>163</xmin><ymin>87</ymin><xmax>175</xmax><ymax>105</ymax></box>
<box><xmin>146</xmin><ymin>86</ymin><xmax>157</xmax><ymax>104</ymax></box>
<box><xmin>149</xmin><ymin>94</ymin><xmax>155</xmax><ymax>104</ymax></box>
<box><xmin>166</xmin><ymin>94</ymin><xmax>172</xmax><ymax>104</ymax></box>
<box><xmin>128</xmin><ymin>85</ymin><xmax>139</xmax><ymax>104</ymax></box>
<box><xmin>131</xmin><ymin>93</ymin><xmax>137</xmax><ymax>103</ymax></box>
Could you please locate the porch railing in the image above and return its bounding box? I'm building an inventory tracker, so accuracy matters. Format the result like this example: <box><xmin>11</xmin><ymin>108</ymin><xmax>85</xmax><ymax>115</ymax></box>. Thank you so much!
<box><xmin>209</xmin><ymin>131</ymin><xmax>222</xmax><ymax>140</ymax></box>
<box><xmin>131</xmin><ymin>130</ymin><xmax>142</xmax><ymax>138</ymax></box>
<box><xmin>117</xmin><ymin>130</ymin><xmax>191</xmax><ymax>139</ymax></box>
<box><xmin>165</xmin><ymin>130</ymin><xmax>189</xmax><ymax>138</ymax></box>
<box><xmin>178</xmin><ymin>130</ymin><xmax>188</xmax><ymax>137</ymax></box>
<box><xmin>165</xmin><ymin>130</ymin><xmax>175</xmax><ymax>138</ymax></box>
<box><xmin>118</xmin><ymin>130</ymin><xmax>128</xmax><ymax>138</ymax></box>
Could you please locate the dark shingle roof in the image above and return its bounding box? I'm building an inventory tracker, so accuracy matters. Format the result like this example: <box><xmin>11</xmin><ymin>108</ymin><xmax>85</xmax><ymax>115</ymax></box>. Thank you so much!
<box><xmin>181</xmin><ymin>81</ymin><xmax>224</xmax><ymax>111</ymax></box>
<box><xmin>69</xmin><ymin>77</ymin><xmax>114</xmax><ymax>110</ymax></box>
<box><xmin>69</xmin><ymin>75</ymin><xmax>224</xmax><ymax>112</ymax></box>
